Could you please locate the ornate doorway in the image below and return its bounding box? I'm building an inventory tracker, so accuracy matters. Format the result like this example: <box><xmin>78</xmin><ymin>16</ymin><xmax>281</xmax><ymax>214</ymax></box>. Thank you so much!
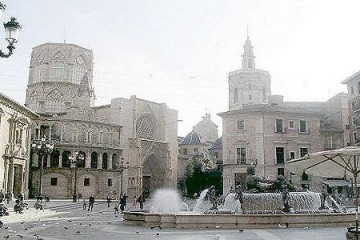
<box><xmin>142</xmin><ymin>154</ymin><xmax>166</xmax><ymax>197</ymax></box>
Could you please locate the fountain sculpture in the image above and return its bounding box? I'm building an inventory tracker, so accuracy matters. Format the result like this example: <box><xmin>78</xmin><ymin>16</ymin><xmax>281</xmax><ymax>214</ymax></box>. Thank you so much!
<box><xmin>123</xmin><ymin>167</ymin><xmax>355</xmax><ymax>229</ymax></box>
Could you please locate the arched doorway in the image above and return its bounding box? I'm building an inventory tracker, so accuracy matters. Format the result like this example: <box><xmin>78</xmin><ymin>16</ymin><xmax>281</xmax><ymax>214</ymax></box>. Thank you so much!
<box><xmin>142</xmin><ymin>154</ymin><xmax>166</xmax><ymax>198</ymax></box>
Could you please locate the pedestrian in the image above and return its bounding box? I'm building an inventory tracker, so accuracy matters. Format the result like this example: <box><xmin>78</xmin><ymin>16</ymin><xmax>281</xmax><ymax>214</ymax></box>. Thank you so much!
<box><xmin>132</xmin><ymin>195</ymin><xmax>137</xmax><ymax>208</ymax></box>
<box><xmin>106</xmin><ymin>194</ymin><xmax>111</xmax><ymax>207</ymax></box>
<box><xmin>114</xmin><ymin>202</ymin><xmax>119</xmax><ymax>214</ymax></box>
<box><xmin>120</xmin><ymin>195</ymin><xmax>126</xmax><ymax>212</ymax></box>
<box><xmin>88</xmin><ymin>194</ymin><xmax>95</xmax><ymax>211</ymax></box>
<box><xmin>0</xmin><ymin>190</ymin><xmax>4</xmax><ymax>203</ymax></box>
<box><xmin>137</xmin><ymin>194</ymin><xmax>145</xmax><ymax>210</ymax></box>
<box><xmin>72</xmin><ymin>193</ymin><xmax>77</xmax><ymax>203</ymax></box>
<box><xmin>82</xmin><ymin>198</ymin><xmax>87</xmax><ymax>211</ymax></box>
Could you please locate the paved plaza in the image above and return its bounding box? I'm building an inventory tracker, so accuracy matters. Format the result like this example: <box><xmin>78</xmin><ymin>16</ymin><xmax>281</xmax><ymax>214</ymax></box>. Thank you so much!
<box><xmin>0</xmin><ymin>199</ymin><xmax>351</xmax><ymax>239</ymax></box>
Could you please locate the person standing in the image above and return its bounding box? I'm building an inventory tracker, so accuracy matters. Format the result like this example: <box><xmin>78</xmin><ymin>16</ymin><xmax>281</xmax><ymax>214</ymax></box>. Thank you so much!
<box><xmin>82</xmin><ymin>198</ymin><xmax>87</xmax><ymax>211</ymax></box>
<box><xmin>132</xmin><ymin>195</ymin><xmax>137</xmax><ymax>208</ymax></box>
<box><xmin>0</xmin><ymin>190</ymin><xmax>4</xmax><ymax>203</ymax></box>
<box><xmin>106</xmin><ymin>194</ymin><xmax>111</xmax><ymax>207</ymax></box>
<box><xmin>88</xmin><ymin>194</ymin><xmax>95</xmax><ymax>211</ymax></box>
<box><xmin>137</xmin><ymin>194</ymin><xmax>145</xmax><ymax>210</ymax></box>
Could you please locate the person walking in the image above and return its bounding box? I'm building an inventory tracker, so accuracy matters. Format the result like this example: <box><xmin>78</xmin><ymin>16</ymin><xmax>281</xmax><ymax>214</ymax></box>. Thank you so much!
<box><xmin>82</xmin><ymin>198</ymin><xmax>87</xmax><ymax>211</ymax></box>
<box><xmin>132</xmin><ymin>195</ymin><xmax>137</xmax><ymax>208</ymax></box>
<box><xmin>106</xmin><ymin>194</ymin><xmax>111</xmax><ymax>207</ymax></box>
<box><xmin>88</xmin><ymin>194</ymin><xmax>95</xmax><ymax>211</ymax></box>
<box><xmin>137</xmin><ymin>194</ymin><xmax>145</xmax><ymax>210</ymax></box>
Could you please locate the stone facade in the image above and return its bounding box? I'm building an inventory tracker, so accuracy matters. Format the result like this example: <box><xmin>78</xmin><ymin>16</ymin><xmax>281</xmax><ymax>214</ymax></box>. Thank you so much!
<box><xmin>220</xmin><ymin>37</ymin><xmax>351</xmax><ymax>195</ymax></box>
<box><xmin>228</xmin><ymin>37</ymin><xmax>271</xmax><ymax>111</ymax></box>
<box><xmin>0</xmin><ymin>92</ymin><xmax>38</xmax><ymax>198</ymax></box>
<box><xmin>25</xmin><ymin>43</ymin><xmax>178</xmax><ymax>199</ymax></box>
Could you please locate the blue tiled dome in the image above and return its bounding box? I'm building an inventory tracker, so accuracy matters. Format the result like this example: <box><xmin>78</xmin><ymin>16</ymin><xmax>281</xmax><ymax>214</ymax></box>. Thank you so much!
<box><xmin>182</xmin><ymin>131</ymin><xmax>202</xmax><ymax>145</ymax></box>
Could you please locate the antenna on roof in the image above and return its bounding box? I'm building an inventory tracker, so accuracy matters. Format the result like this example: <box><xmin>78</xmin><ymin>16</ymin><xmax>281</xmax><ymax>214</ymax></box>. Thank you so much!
<box><xmin>63</xmin><ymin>27</ymin><xmax>66</xmax><ymax>43</ymax></box>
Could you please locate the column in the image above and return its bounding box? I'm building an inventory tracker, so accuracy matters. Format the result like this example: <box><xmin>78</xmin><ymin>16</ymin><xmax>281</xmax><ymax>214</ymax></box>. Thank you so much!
<box><xmin>7</xmin><ymin>162</ymin><xmax>14</xmax><ymax>194</ymax></box>
<box><xmin>46</xmin><ymin>154</ymin><xmax>51</xmax><ymax>168</ymax></box>
<box><xmin>98</xmin><ymin>152</ymin><xmax>103</xmax><ymax>169</ymax></box>
<box><xmin>108</xmin><ymin>153</ymin><xmax>113</xmax><ymax>170</ymax></box>
<box><xmin>85</xmin><ymin>152</ymin><xmax>91</xmax><ymax>168</ymax></box>
<box><xmin>58</xmin><ymin>150</ymin><xmax>63</xmax><ymax>168</ymax></box>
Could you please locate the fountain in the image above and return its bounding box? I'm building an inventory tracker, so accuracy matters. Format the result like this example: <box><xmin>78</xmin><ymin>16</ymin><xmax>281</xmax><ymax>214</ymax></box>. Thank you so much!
<box><xmin>124</xmin><ymin>187</ymin><xmax>357</xmax><ymax>229</ymax></box>
<box><xmin>123</xmin><ymin>168</ymin><xmax>355</xmax><ymax>229</ymax></box>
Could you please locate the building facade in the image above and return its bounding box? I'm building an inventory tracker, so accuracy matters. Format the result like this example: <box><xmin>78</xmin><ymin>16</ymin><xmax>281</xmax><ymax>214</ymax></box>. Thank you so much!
<box><xmin>220</xmin><ymin>37</ymin><xmax>351</xmax><ymax>195</ymax></box>
<box><xmin>0</xmin><ymin>92</ymin><xmax>38</xmax><ymax>198</ymax></box>
<box><xmin>25</xmin><ymin>43</ymin><xmax>178</xmax><ymax>199</ymax></box>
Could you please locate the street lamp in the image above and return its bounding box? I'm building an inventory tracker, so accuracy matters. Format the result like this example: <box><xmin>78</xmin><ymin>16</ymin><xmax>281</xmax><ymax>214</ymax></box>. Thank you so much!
<box><xmin>0</xmin><ymin>2</ymin><xmax>21</xmax><ymax>58</ymax></box>
<box><xmin>119</xmin><ymin>157</ymin><xmax>129</xmax><ymax>196</ymax></box>
<box><xmin>69</xmin><ymin>151</ymin><xmax>84</xmax><ymax>201</ymax></box>
<box><xmin>31</xmin><ymin>137</ymin><xmax>55</xmax><ymax>197</ymax></box>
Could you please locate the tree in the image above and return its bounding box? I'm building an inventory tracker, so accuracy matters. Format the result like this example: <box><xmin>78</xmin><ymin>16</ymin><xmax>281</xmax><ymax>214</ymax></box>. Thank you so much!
<box><xmin>179</xmin><ymin>150</ymin><xmax>222</xmax><ymax>197</ymax></box>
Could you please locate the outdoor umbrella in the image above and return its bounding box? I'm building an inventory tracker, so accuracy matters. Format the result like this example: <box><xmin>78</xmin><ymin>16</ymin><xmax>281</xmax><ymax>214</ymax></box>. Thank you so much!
<box><xmin>286</xmin><ymin>146</ymin><xmax>360</xmax><ymax>235</ymax></box>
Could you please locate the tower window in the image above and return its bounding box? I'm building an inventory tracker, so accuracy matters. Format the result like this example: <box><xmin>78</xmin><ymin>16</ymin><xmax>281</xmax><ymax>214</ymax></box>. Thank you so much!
<box><xmin>237</xmin><ymin>120</ymin><xmax>245</xmax><ymax>130</ymax></box>
<box><xmin>234</xmin><ymin>88</ymin><xmax>238</xmax><ymax>103</ymax></box>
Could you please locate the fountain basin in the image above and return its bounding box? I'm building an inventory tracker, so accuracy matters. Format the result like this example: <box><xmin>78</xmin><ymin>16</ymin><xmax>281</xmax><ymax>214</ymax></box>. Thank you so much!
<box><xmin>123</xmin><ymin>211</ymin><xmax>357</xmax><ymax>229</ymax></box>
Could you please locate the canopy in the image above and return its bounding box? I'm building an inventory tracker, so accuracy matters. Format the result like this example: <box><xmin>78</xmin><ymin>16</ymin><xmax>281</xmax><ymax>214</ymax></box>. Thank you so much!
<box><xmin>286</xmin><ymin>146</ymin><xmax>360</xmax><ymax>232</ymax></box>
<box><xmin>286</xmin><ymin>147</ymin><xmax>360</xmax><ymax>179</ymax></box>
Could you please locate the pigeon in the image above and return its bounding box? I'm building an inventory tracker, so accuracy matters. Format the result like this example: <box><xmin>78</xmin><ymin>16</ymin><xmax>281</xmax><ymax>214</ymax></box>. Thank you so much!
<box><xmin>3</xmin><ymin>236</ymin><xmax>9</xmax><ymax>239</ymax></box>
<box><xmin>64</xmin><ymin>226</ymin><xmax>68</xmax><ymax>229</ymax></box>
<box><xmin>239</xmin><ymin>229</ymin><xmax>244</xmax><ymax>232</ymax></box>
<box><xmin>68</xmin><ymin>219</ymin><xmax>72</xmax><ymax>222</ymax></box>
<box><xmin>16</xmin><ymin>234</ymin><xmax>23</xmax><ymax>238</ymax></box>
<box><xmin>20</xmin><ymin>221</ymin><xmax>25</xmax><ymax>224</ymax></box>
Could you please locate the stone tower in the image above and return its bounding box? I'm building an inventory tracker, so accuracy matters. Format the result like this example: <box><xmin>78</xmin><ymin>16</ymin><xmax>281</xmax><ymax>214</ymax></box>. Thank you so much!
<box><xmin>25</xmin><ymin>43</ymin><xmax>95</xmax><ymax>114</ymax></box>
<box><xmin>228</xmin><ymin>37</ymin><xmax>271</xmax><ymax>111</ymax></box>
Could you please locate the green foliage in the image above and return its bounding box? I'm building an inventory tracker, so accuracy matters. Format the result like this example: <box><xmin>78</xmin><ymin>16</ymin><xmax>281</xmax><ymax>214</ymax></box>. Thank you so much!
<box><xmin>179</xmin><ymin>157</ymin><xmax>222</xmax><ymax>197</ymax></box>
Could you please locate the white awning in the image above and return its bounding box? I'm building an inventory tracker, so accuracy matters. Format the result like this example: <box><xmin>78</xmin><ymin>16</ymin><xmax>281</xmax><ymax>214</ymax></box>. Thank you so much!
<box><xmin>323</xmin><ymin>180</ymin><xmax>352</xmax><ymax>188</ymax></box>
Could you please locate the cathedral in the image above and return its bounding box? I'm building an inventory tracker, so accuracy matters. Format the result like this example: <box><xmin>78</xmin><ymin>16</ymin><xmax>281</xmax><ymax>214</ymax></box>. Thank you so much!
<box><xmin>25</xmin><ymin>43</ymin><xmax>178</xmax><ymax>199</ymax></box>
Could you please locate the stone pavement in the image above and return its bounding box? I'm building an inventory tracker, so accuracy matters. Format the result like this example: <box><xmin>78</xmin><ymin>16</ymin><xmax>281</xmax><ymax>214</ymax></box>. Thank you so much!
<box><xmin>0</xmin><ymin>199</ymin><xmax>351</xmax><ymax>239</ymax></box>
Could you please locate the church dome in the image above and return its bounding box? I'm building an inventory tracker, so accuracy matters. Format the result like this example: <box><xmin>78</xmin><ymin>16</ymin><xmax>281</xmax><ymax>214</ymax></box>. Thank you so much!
<box><xmin>193</xmin><ymin>113</ymin><xmax>219</xmax><ymax>143</ymax></box>
<box><xmin>182</xmin><ymin>130</ymin><xmax>202</xmax><ymax>145</ymax></box>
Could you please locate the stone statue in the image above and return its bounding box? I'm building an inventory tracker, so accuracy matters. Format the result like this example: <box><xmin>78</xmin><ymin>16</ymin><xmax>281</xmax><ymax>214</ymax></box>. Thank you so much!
<box><xmin>281</xmin><ymin>184</ymin><xmax>291</xmax><ymax>213</ymax></box>
<box><xmin>207</xmin><ymin>185</ymin><xmax>217</xmax><ymax>210</ymax></box>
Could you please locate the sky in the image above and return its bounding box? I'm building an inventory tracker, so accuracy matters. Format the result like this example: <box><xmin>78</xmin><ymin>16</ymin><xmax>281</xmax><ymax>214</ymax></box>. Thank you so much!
<box><xmin>1</xmin><ymin>0</ymin><xmax>359</xmax><ymax>137</ymax></box>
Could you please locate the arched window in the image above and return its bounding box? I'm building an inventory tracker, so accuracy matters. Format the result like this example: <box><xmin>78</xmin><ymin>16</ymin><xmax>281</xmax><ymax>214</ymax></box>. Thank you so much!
<box><xmin>62</xmin><ymin>151</ymin><xmax>71</xmax><ymax>168</ymax></box>
<box><xmin>91</xmin><ymin>152</ymin><xmax>98</xmax><ymax>169</ymax></box>
<box><xmin>50</xmin><ymin>150</ymin><xmax>60</xmax><ymax>168</ymax></box>
<box><xmin>234</xmin><ymin>88</ymin><xmax>238</xmax><ymax>103</ymax></box>
<box><xmin>45</xmin><ymin>89</ymin><xmax>65</xmax><ymax>112</ymax></box>
<box><xmin>102</xmin><ymin>153</ymin><xmax>108</xmax><ymax>169</ymax></box>
<box><xmin>50</xmin><ymin>51</ymin><xmax>67</xmax><ymax>82</ymax></box>
<box><xmin>112</xmin><ymin>154</ymin><xmax>119</xmax><ymax>169</ymax></box>
<box><xmin>72</xmin><ymin>55</ymin><xmax>87</xmax><ymax>84</ymax></box>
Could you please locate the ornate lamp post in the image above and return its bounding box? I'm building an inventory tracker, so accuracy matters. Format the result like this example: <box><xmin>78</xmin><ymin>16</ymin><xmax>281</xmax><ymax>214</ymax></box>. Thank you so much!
<box><xmin>119</xmin><ymin>157</ymin><xmax>129</xmax><ymax>196</ymax></box>
<box><xmin>69</xmin><ymin>151</ymin><xmax>84</xmax><ymax>201</ymax></box>
<box><xmin>31</xmin><ymin>137</ymin><xmax>55</xmax><ymax>197</ymax></box>
<box><xmin>0</xmin><ymin>2</ymin><xmax>21</xmax><ymax>58</ymax></box>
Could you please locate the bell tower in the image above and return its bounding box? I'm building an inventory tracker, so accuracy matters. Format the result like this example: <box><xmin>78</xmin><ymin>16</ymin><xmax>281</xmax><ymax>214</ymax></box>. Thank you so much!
<box><xmin>228</xmin><ymin>37</ymin><xmax>271</xmax><ymax>111</ymax></box>
<box><xmin>242</xmin><ymin>37</ymin><xmax>255</xmax><ymax>70</ymax></box>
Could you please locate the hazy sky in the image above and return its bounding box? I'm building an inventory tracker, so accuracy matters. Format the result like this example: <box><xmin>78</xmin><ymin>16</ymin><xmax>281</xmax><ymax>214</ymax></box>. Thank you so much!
<box><xmin>1</xmin><ymin>0</ymin><xmax>359</xmax><ymax>136</ymax></box>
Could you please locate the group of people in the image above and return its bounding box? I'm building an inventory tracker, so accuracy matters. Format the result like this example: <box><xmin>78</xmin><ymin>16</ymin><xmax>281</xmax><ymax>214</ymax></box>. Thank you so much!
<box><xmin>77</xmin><ymin>192</ymin><xmax>146</xmax><ymax>213</ymax></box>
<box><xmin>0</xmin><ymin>190</ymin><xmax>13</xmax><ymax>204</ymax></box>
